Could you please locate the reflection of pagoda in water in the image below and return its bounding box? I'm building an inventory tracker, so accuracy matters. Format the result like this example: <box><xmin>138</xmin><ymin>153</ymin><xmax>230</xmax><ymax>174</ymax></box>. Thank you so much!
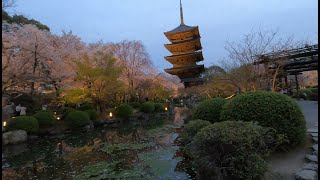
<box><xmin>164</xmin><ymin>0</ymin><xmax>205</xmax><ymax>88</ymax></box>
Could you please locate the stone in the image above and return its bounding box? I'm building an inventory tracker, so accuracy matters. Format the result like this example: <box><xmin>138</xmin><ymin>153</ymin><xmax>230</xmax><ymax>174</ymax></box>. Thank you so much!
<box><xmin>2</xmin><ymin>130</ymin><xmax>27</xmax><ymax>145</ymax></box>
<box><xmin>313</xmin><ymin>151</ymin><xmax>318</xmax><ymax>156</ymax></box>
<box><xmin>302</xmin><ymin>163</ymin><xmax>318</xmax><ymax>171</ymax></box>
<box><xmin>103</xmin><ymin>124</ymin><xmax>108</xmax><ymax>128</ymax></box>
<box><xmin>295</xmin><ymin>169</ymin><xmax>317</xmax><ymax>180</ymax></box>
<box><xmin>307</xmin><ymin>128</ymin><xmax>318</xmax><ymax>133</ymax></box>
<box><xmin>312</xmin><ymin>144</ymin><xmax>318</xmax><ymax>151</ymax></box>
<box><xmin>310</xmin><ymin>133</ymin><xmax>318</xmax><ymax>137</ymax></box>
<box><xmin>305</xmin><ymin>154</ymin><xmax>318</xmax><ymax>163</ymax></box>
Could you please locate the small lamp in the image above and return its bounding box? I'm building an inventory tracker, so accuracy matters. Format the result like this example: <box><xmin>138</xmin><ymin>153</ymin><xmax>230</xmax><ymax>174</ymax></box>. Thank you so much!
<box><xmin>109</xmin><ymin>112</ymin><xmax>113</xmax><ymax>118</ymax></box>
<box><xmin>3</xmin><ymin>121</ymin><xmax>7</xmax><ymax>127</ymax></box>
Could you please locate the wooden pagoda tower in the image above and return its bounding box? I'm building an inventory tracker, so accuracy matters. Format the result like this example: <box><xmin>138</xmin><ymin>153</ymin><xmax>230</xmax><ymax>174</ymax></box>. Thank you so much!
<box><xmin>164</xmin><ymin>0</ymin><xmax>205</xmax><ymax>88</ymax></box>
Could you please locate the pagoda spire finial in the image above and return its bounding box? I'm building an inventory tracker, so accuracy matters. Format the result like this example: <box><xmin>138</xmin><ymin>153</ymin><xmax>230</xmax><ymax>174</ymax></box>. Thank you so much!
<box><xmin>180</xmin><ymin>0</ymin><xmax>185</xmax><ymax>25</ymax></box>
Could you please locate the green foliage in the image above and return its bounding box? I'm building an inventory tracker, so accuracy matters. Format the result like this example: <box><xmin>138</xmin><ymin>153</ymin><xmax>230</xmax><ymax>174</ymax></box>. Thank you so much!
<box><xmin>140</xmin><ymin>101</ymin><xmax>155</xmax><ymax>113</ymax></box>
<box><xmin>116</xmin><ymin>104</ymin><xmax>133</xmax><ymax>119</ymax></box>
<box><xmin>61</xmin><ymin>89</ymin><xmax>90</xmax><ymax>105</ymax></box>
<box><xmin>75</xmin><ymin>52</ymin><xmax>125</xmax><ymax>108</ymax></box>
<box><xmin>292</xmin><ymin>88</ymin><xmax>318</xmax><ymax>101</ymax></box>
<box><xmin>154</xmin><ymin>103</ymin><xmax>164</xmax><ymax>112</ymax></box>
<box><xmin>78</xmin><ymin>103</ymin><xmax>95</xmax><ymax>111</ymax></box>
<box><xmin>2</xmin><ymin>11</ymin><xmax>50</xmax><ymax>31</ymax></box>
<box><xmin>129</xmin><ymin>102</ymin><xmax>141</xmax><ymax>109</ymax></box>
<box><xmin>64</xmin><ymin>111</ymin><xmax>90</xmax><ymax>129</ymax></box>
<box><xmin>33</xmin><ymin>110</ymin><xmax>54</xmax><ymax>128</ymax></box>
<box><xmin>220</xmin><ymin>91</ymin><xmax>306</xmax><ymax>148</ymax></box>
<box><xmin>101</xmin><ymin>142</ymin><xmax>155</xmax><ymax>153</ymax></box>
<box><xmin>180</xmin><ymin>119</ymin><xmax>211</xmax><ymax>144</ymax></box>
<box><xmin>189</xmin><ymin>121</ymin><xmax>277</xmax><ymax>180</ymax></box>
<box><xmin>8</xmin><ymin>116</ymin><xmax>39</xmax><ymax>133</ymax></box>
<box><xmin>84</xmin><ymin>109</ymin><xmax>98</xmax><ymax>121</ymax></box>
<box><xmin>61</xmin><ymin>107</ymin><xmax>76</xmax><ymax>119</ymax></box>
<box><xmin>192</xmin><ymin>98</ymin><xmax>227</xmax><ymax>123</ymax></box>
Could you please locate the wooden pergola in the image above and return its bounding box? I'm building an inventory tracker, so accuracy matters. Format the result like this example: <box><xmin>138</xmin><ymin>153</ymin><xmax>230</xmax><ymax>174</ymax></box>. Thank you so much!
<box><xmin>254</xmin><ymin>44</ymin><xmax>318</xmax><ymax>91</ymax></box>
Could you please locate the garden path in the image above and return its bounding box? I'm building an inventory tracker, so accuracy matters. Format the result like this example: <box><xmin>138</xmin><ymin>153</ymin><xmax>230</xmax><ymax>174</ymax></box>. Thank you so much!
<box><xmin>267</xmin><ymin>100</ymin><xmax>318</xmax><ymax>180</ymax></box>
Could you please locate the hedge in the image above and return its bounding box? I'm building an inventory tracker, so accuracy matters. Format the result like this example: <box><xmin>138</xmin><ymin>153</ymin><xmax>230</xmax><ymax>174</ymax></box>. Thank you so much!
<box><xmin>192</xmin><ymin>98</ymin><xmax>227</xmax><ymax>123</ymax></box>
<box><xmin>220</xmin><ymin>91</ymin><xmax>306</xmax><ymax>148</ymax></box>
<box><xmin>8</xmin><ymin>116</ymin><xmax>39</xmax><ymax>133</ymax></box>
<box><xmin>33</xmin><ymin>110</ymin><xmax>54</xmax><ymax>128</ymax></box>
<box><xmin>189</xmin><ymin>121</ymin><xmax>277</xmax><ymax>180</ymax></box>
<box><xmin>154</xmin><ymin>103</ymin><xmax>164</xmax><ymax>112</ymax></box>
<box><xmin>140</xmin><ymin>101</ymin><xmax>155</xmax><ymax>113</ymax></box>
<box><xmin>180</xmin><ymin>119</ymin><xmax>211</xmax><ymax>145</ymax></box>
<box><xmin>84</xmin><ymin>109</ymin><xmax>98</xmax><ymax>121</ymax></box>
<box><xmin>116</xmin><ymin>104</ymin><xmax>133</xmax><ymax>119</ymax></box>
<box><xmin>64</xmin><ymin>111</ymin><xmax>90</xmax><ymax>129</ymax></box>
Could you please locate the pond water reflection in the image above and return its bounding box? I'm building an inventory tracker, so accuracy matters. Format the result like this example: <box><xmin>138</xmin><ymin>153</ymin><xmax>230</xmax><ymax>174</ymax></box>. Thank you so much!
<box><xmin>2</xmin><ymin>107</ymin><xmax>194</xmax><ymax>179</ymax></box>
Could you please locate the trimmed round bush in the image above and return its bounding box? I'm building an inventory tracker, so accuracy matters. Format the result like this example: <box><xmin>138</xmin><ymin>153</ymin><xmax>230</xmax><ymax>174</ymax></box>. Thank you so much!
<box><xmin>116</xmin><ymin>104</ymin><xmax>133</xmax><ymax>119</ymax></box>
<box><xmin>84</xmin><ymin>109</ymin><xmax>98</xmax><ymax>121</ymax></box>
<box><xmin>180</xmin><ymin>119</ymin><xmax>211</xmax><ymax>144</ymax></box>
<box><xmin>190</xmin><ymin>121</ymin><xmax>276</xmax><ymax>180</ymax></box>
<box><xmin>192</xmin><ymin>98</ymin><xmax>227</xmax><ymax>123</ymax></box>
<box><xmin>61</xmin><ymin>107</ymin><xmax>76</xmax><ymax>119</ymax></box>
<box><xmin>140</xmin><ymin>101</ymin><xmax>155</xmax><ymax>113</ymax></box>
<box><xmin>33</xmin><ymin>110</ymin><xmax>54</xmax><ymax>128</ymax></box>
<box><xmin>220</xmin><ymin>91</ymin><xmax>306</xmax><ymax>147</ymax></box>
<box><xmin>8</xmin><ymin>116</ymin><xmax>39</xmax><ymax>133</ymax></box>
<box><xmin>64</xmin><ymin>111</ymin><xmax>90</xmax><ymax>129</ymax></box>
<box><xmin>129</xmin><ymin>102</ymin><xmax>141</xmax><ymax>109</ymax></box>
<box><xmin>154</xmin><ymin>103</ymin><xmax>164</xmax><ymax>112</ymax></box>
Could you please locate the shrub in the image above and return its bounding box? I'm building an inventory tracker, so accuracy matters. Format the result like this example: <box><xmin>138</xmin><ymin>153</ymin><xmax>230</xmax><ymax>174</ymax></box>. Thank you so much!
<box><xmin>292</xmin><ymin>89</ymin><xmax>313</xmax><ymax>100</ymax></box>
<box><xmin>154</xmin><ymin>103</ymin><xmax>164</xmax><ymax>112</ymax></box>
<box><xmin>189</xmin><ymin>121</ymin><xmax>276</xmax><ymax>180</ymax></box>
<box><xmin>192</xmin><ymin>98</ymin><xmax>227</xmax><ymax>123</ymax></box>
<box><xmin>61</xmin><ymin>107</ymin><xmax>75</xmax><ymax>119</ymax></box>
<box><xmin>78</xmin><ymin>103</ymin><xmax>94</xmax><ymax>111</ymax></box>
<box><xmin>307</xmin><ymin>93</ymin><xmax>318</xmax><ymax>101</ymax></box>
<box><xmin>33</xmin><ymin>110</ymin><xmax>54</xmax><ymax>128</ymax></box>
<box><xmin>220</xmin><ymin>91</ymin><xmax>306</xmax><ymax>148</ymax></box>
<box><xmin>8</xmin><ymin>116</ymin><xmax>39</xmax><ymax>133</ymax></box>
<box><xmin>140</xmin><ymin>101</ymin><xmax>155</xmax><ymax>113</ymax></box>
<box><xmin>116</xmin><ymin>104</ymin><xmax>133</xmax><ymax>119</ymax></box>
<box><xmin>180</xmin><ymin>119</ymin><xmax>211</xmax><ymax>144</ymax></box>
<box><xmin>308</xmin><ymin>88</ymin><xmax>318</xmax><ymax>94</ymax></box>
<box><xmin>129</xmin><ymin>102</ymin><xmax>141</xmax><ymax>109</ymax></box>
<box><xmin>84</xmin><ymin>109</ymin><xmax>98</xmax><ymax>121</ymax></box>
<box><xmin>64</xmin><ymin>111</ymin><xmax>90</xmax><ymax>129</ymax></box>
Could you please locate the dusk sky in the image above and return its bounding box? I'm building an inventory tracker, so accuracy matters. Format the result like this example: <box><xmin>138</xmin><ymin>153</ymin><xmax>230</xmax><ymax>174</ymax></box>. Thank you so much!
<box><xmin>11</xmin><ymin>0</ymin><xmax>318</xmax><ymax>72</ymax></box>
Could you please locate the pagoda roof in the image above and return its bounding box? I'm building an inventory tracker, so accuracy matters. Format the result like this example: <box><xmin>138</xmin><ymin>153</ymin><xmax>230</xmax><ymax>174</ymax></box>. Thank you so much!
<box><xmin>164</xmin><ymin>51</ymin><xmax>203</xmax><ymax>64</ymax></box>
<box><xmin>164</xmin><ymin>38</ymin><xmax>202</xmax><ymax>55</ymax></box>
<box><xmin>164</xmin><ymin>24</ymin><xmax>198</xmax><ymax>35</ymax></box>
<box><xmin>165</xmin><ymin>64</ymin><xmax>204</xmax><ymax>75</ymax></box>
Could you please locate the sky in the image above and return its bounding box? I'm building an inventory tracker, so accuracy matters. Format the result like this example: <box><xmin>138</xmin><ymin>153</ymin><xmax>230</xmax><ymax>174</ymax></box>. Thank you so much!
<box><xmin>10</xmin><ymin>0</ymin><xmax>318</xmax><ymax>72</ymax></box>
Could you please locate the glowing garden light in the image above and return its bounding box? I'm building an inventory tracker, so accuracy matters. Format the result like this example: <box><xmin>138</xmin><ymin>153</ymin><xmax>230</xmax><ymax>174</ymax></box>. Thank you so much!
<box><xmin>57</xmin><ymin>117</ymin><xmax>60</xmax><ymax>120</ymax></box>
<box><xmin>165</xmin><ymin>107</ymin><xmax>168</xmax><ymax>111</ymax></box>
<box><xmin>3</xmin><ymin>121</ymin><xmax>7</xmax><ymax>127</ymax></box>
<box><xmin>109</xmin><ymin>112</ymin><xmax>113</xmax><ymax>118</ymax></box>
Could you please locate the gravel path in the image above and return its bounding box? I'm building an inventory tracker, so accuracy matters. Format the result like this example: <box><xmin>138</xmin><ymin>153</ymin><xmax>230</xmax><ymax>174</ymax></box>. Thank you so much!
<box><xmin>267</xmin><ymin>100</ymin><xmax>318</xmax><ymax>180</ymax></box>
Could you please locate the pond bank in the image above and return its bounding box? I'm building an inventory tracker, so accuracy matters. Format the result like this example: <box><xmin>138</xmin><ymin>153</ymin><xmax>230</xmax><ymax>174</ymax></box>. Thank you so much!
<box><xmin>2</xmin><ymin>107</ymin><xmax>194</xmax><ymax>179</ymax></box>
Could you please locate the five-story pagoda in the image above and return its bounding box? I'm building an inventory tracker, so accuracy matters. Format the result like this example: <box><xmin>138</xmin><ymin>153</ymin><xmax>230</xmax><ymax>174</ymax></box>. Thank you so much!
<box><xmin>164</xmin><ymin>0</ymin><xmax>205</xmax><ymax>87</ymax></box>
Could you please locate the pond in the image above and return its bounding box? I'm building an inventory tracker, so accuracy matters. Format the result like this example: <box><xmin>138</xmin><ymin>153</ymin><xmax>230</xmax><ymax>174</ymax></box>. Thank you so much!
<box><xmin>2</xmin><ymin>107</ymin><xmax>195</xmax><ymax>180</ymax></box>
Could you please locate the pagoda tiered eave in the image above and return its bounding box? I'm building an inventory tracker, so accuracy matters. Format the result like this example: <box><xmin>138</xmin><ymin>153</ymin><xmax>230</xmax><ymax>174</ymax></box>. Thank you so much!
<box><xmin>164</xmin><ymin>25</ymin><xmax>200</xmax><ymax>43</ymax></box>
<box><xmin>164</xmin><ymin>38</ymin><xmax>202</xmax><ymax>55</ymax></box>
<box><xmin>164</xmin><ymin>64</ymin><xmax>204</xmax><ymax>75</ymax></box>
<box><xmin>164</xmin><ymin>51</ymin><xmax>203</xmax><ymax>66</ymax></box>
